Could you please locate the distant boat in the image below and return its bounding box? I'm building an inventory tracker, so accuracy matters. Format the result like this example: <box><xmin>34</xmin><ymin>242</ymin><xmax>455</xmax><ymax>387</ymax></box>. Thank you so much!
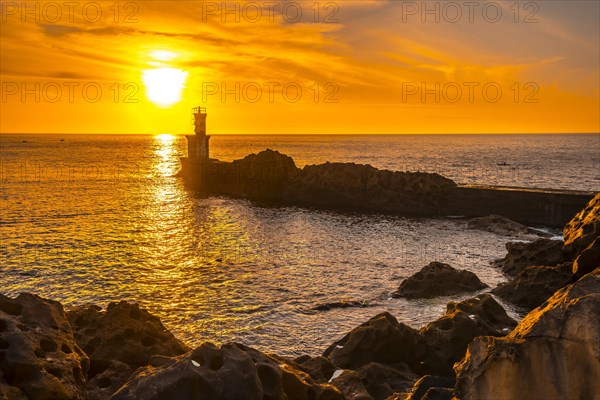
<box><xmin>22</xmin><ymin>140</ymin><xmax>28</xmax><ymax>143</ymax></box>
<box><xmin>497</xmin><ymin>162</ymin><xmax>510</xmax><ymax>166</ymax></box>
<box><xmin>60</xmin><ymin>139</ymin><xmax>65</xmax><ymax>142</ymax></box>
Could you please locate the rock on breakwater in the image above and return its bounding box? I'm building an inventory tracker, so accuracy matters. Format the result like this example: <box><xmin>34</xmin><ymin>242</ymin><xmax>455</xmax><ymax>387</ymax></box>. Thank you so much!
<box><xmin>180</xmin><ymin>149</ymin><xmax>596</xmax><ymax>227</ymax></box>
<box><xmin>180</xmin><ymin>149</ymin><xmax>457</xmax><ymax>216</ymax></box>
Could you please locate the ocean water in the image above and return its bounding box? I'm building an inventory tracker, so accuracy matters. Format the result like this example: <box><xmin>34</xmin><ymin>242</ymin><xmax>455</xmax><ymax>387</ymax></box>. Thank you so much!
<box><xmin>0</xmin><ymin>134</ymin><xmax>598</xmax><ymax>357</ymax></box>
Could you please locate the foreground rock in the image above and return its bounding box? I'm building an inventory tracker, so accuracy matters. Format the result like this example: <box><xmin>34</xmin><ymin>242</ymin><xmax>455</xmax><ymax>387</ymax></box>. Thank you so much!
<box><xmin>328</xmin><ymin>362</ymin><xmax>420</xmax><ymax>400</ymax></box>
<box><xmin>564</xmin><ymin>192</ymin><xmax>600</xmax><ymax>257</ymax></box>
<box><xmin>111</xmin><ymin>342</ymin><xmax>343</xmax><ymax>400</ymax></box>
<box><xmin>493</xmin><ymin>238</ymin><xmax>564</xmax><ymax>276</ymax></box>
<box><xmin>404</xmin><ymin>375</ymin><xmax>455</xmax><ymax>400</ymax></box>
<box><xmin>466</xmin><ymin>214</ymin><xmax>550</xmax><ymax>238</ymax></box>
<box><xmin>563</xmin><ymin>192</ymin><xmax>600</xmax><ymax>278</ymax></box>
<box><xmin>293</xmin><ymin>355</ymin><xmax>338</xmax><ymax>384</ymax></box>
<box><xmin>573</xmin><ymin>237</ymin><xmax>600</xmax><ymax>278</ymax></box>
<box><xmin>328</xmin><ymin>369</ymin><xmax>373</xmax><ymax>400</ymax></box>
<box><xmin>0</xmin><ymin>293</ymin><xmax>89</xmax><ymax>400</ymax></box>
<box><xmin>454</xmin><ymin>268</ymin><xmax>600</xmax><ymax>400</ymax></box>
<box><xmin>392</xmin><ymin>262</ymin><xmax>487</xmax><ymax>299</ymax></box>
<box><xmin>67</xmin><ymin>301</ymin><xmax>189</xmax><ymax>399</ymax></box>
<box><xmin>420</xmin><ymin>294</ymin><xmax>517</xmax><ymax>368</ymax></box>
<box><xmin>492</xmin><ymin>262</ymin><xmax>573</xmax><ymax>311</ymax></box>
<box><xmin>323</xmin><ymin>312</ymin><xmax>449</xmax><ymax>377</ymax></box>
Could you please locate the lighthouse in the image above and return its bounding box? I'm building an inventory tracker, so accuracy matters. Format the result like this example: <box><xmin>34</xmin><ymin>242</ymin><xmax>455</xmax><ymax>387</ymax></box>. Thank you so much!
<box><xmin>186</xmin><ymin>107</ymin><xmax>210</xmax><ymax>160</ymax></box>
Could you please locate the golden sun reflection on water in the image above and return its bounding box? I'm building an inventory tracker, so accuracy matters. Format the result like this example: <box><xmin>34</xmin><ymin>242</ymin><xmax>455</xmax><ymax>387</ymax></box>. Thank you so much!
<box><xmin>141</xmin><ymin>135</ymin><xmax>258</xmax><ymax>335</ymax></box>
<box><xmin>153</xmin><ymin>134</ymin><xmax>178</xmax><ymax>177</ymax></box>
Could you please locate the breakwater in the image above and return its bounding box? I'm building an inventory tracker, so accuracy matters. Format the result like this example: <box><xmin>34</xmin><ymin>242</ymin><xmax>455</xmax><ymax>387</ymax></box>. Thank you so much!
<box><xmin>179</xmin><ymin>149</ymin><xmax>596</xmax><ymax>227</ymax></box>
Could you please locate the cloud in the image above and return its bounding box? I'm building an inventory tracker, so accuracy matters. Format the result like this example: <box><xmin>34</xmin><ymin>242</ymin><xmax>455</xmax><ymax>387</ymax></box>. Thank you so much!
<box><xmin>1</xmin><ymin>0</ymin><xmax>598</xmax><ymax>133</ymax></box>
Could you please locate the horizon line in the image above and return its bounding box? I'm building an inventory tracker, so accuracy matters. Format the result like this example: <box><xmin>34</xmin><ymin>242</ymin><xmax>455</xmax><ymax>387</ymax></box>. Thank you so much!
<box><xmin>2</xmin><ymin>132</ymin><xmax>600</xmax><ymax>136</ymax></box>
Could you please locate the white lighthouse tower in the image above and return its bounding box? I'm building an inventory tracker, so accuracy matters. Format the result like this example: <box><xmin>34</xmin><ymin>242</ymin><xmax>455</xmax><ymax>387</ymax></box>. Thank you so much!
<box><xmin>186</xmin><ymin>107</ymin><xmax>210</xmax><ymax>160</ymax></box>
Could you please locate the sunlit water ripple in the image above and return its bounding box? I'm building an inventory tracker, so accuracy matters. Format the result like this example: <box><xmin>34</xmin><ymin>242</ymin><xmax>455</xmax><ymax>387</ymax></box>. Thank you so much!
<box><xmin>1</xmin><ymin>134</ymin><xmax>597</xmax><ymax>357</ymax></box>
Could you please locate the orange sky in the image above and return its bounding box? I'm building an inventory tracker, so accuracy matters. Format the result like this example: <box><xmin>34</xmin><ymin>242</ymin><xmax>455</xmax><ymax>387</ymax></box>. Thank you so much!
<box><xmin>1</xmin><ymin>1</ymin><xmax>599</xmax><ymax>134</ymax></box>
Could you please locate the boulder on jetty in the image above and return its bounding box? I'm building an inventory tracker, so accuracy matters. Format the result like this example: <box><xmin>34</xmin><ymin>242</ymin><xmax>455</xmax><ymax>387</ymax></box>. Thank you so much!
<box><xmin>0</xmin><ymin>293</ymin><xmax>89</xmax><ymax>400</ymax></box>
<box><xmin>217</xmin><ymin>149</ymin><xmax>299</xmax><ymax>200</ymax></box>
<box><xmin>286</xmin><ymin>162</ymin><xmax>456</xmax><ymax>215</ymax></box>
<box><xmin>392</xmin><ymin>262</ymin><xmax>488</xmax><ymax>299</ymax></box>
<box><xmin>454</xmin><ymin>268</ymin><xmax>600</xmax><ymax>400</ymax></box>
<box><xmin>493</xmin><ymin>238</ymin><xmax>564</xmax><ymax>276</ymax></box>
<box><xmin>563</xmin><ymin>192</ymin><xmax>600</xmax><ymax>278</ymax></box>
<box><xmin>111</xmin><ymin>342</ymin><xmax>343</xmax><ymax>400</ymax></box>
<box><xmin>195</xmin><ymin>149</ymin><xmax>457</xmax><ymax>216</ymax></box>
<box><xmin>420</xmin><ymin>294</ymin><xmax>517</xmax><ymax>368</ymax></box>
<box><xmin>66</xmin><ymin>301</ymin><xmax>189</xmax><ymax>400</ymax></box>
<box><xmin>492</xmin><ymin>262</ymin><xmax>573</xmax><ymax>311</ymax></box>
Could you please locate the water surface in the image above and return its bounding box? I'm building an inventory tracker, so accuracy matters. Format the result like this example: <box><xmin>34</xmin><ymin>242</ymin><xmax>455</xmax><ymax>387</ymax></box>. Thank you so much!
<box><xmin>1</xmin><ymin>134</ymin><xmax>595</xmax><ymax>356</ymax></box>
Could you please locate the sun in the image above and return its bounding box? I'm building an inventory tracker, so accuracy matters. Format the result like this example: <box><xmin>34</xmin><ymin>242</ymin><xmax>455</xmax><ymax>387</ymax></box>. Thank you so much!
<box><xmin>142</xmin><ymin>68</ymin><xmax>188</xmax><ymax>107</ymax></box>
<box><xmin>142</xmin><ymin>50</ymin><xmax>188</xmax><ymax>107</ymax></box>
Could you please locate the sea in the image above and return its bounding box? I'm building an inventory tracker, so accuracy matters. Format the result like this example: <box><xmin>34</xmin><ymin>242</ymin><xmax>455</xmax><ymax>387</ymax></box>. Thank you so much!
<box><xmin>1</xmin><ymin>133</ymin><xmax>599</xmax><ymax>357</ymax></box>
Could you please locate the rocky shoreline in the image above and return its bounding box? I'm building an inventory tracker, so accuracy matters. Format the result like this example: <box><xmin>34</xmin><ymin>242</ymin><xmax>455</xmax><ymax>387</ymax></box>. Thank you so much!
<box><xmin>2</xmin><ymin>194</ymin><xmax>599</xmax><ymax>399</ymax></box>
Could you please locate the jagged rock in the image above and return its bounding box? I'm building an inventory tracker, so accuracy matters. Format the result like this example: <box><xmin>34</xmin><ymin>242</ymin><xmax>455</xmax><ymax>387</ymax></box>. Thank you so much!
<box><xmin>573</xmin><ymin>236</ymin><xmax>600</xmax><ymax>278</ymax></box>
<box><xmin>392</xmin><ymin>262</ymin><xmax>487</xmax><ymax>299</ymax></box>
<box><xmin>563</xmin><ymin>192</ymin><xmax>600</xmax><ymax>278</ymax></box>
<box><xmin>405</xmin><ymin>375</ymin><xmax>455</xmax><ymax>400</ymax></box>
<box><xmin>67</xmin><ymin>301</ymin><xmax>189</xmax><ymax>399</ymax></box>
<box><xmin>420</xmin><ymin>294</ymin><xmax>517</xmax><ymax>368</ymax></box>
<box><xmin>356</xmin><ymin>362</ymin><xmax>418</xmax><ymax>400</ymax></box>
<box><xmin>322</xmin><ymin>312</ymin><xmax>449</xmax><ymax>376</ymax></box>
<box><xmin>0</xmin><ymin>380</ymin><xmax>27</xmax><ymax>400</ymax></box>
<box><xmin>294</xmin><ymin>355</ymin><xmax>338</xmax><ymax>383</ymax></box>
<box><xmin>328</xmin><ymin>362</ymin><xmax>418</xmax><ymax>400</ymax></box>
<box><xmin>419</xmin><ymin>387</ymin><xmax>453</xmax><ymax>400</ymax></box>
<box><xmin>494</xmin><ymin>239</ymin><xmax>564</xmax><ymax>276</ymax></box>
<box><xmin>85</xmin><ymin>360</ymin><xmax>132</xmax><ymax>400</ymax></box>
<box><xmin>467</xmin><ymin>214</ymin><xmax>550</xmax><ymax>237</ymax></box>
<box><xmin>564</xmin><ymin>192</ymin><xmax>600</xmax><ymax>260</ymax></box>
<box><xmin>492</xmin><ymin>262</ymin><xmax>573</xmax><ymax>311</ymax></box>
<box><xmin>329</xmin><ymin>370</ymin><xmax>373</xmax><ymax>400</ymax></box>
<box><xmin>0</xmin><ymin>293</ymin><xmax>89</xmax><ymax>400</ymax></box>
<box><xmin>111</xmin><ymin>342</ymin><xmax>343</xmax><ymax>400</ymax></box>
<box><xmin>454</xmin><ymin>268</ymin><xmax>600</xmax><ymax>400</ymax></box>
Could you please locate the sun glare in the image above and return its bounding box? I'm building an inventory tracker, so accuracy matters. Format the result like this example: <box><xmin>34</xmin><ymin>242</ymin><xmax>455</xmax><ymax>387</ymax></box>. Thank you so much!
<box><xmin>149</xmin><ymin>50</ymin><xmax>179</xmax><ymax>61</ymax></box>
<box><xmin>142</xmin><ymin>67</ymin><xmax>188</xmax><ymax>107</ymax></box>
<box><xmin>155</xmin><ymin>133</ymin><xmax>175</xmax><ymax>142</ymax></box>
